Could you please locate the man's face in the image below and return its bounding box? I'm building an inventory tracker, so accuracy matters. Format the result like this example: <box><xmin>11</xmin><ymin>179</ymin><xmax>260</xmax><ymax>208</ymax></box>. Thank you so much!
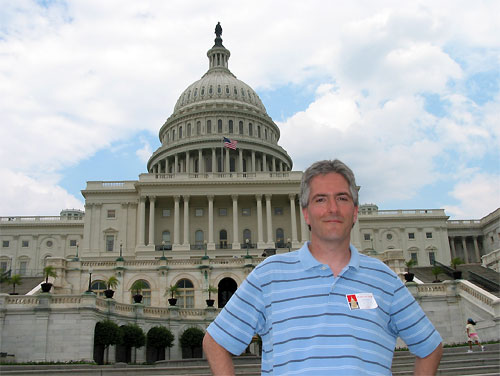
<box><xmin>302</xmin><ymin>172</ymin><xmax>358</xmax><ymax>245</ymax></box>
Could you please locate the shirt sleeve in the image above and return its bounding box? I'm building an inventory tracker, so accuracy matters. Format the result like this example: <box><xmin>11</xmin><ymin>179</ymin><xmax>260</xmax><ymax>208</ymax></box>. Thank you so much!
<box><xmin>389</xmin><ymin>280</ymin><xmax>442</xmax><ymax>358</ymax></box>
<box><xmin>206</xmin><ymin>269</ymin><xmax>266</xmax><ymax>355</ymax></box>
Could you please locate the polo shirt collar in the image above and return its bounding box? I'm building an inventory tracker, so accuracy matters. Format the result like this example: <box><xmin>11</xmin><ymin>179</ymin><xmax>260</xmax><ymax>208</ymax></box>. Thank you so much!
<box><xmin>299</xmin><ymin>241</ymin><xmax>360</xmax><ymax>271</ymax></box>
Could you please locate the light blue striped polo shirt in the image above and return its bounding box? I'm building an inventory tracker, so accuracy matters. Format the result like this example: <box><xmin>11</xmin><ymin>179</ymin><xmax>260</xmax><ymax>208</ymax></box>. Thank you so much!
<box><xmin>207</xmin><ymin>242</ymin><xmax>442</xmax><ymax>375</ymax></box>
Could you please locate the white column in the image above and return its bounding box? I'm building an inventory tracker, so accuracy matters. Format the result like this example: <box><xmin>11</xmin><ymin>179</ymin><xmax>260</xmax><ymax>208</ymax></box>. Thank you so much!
<box><xmin>148</xmin><ymin>196</ymin><xmax>155</xmax><ymax>246</ymax></box>
<box><xmin>461</xmin><ymin>237</ymin><xmax>469</xmax><ymax>263</ymax></box>
<box><xmin>300</xmin><ymin>207</ymin><xmax>309</xmax><ymax>243</ymax></box>
<box><xmin>186</xmin><ymin>151</ymin><xmax>190</xmax><ymax>173</ymax></box>
<box><xmin>256</xmin><ymin>194</ymin><xmax>265</xmax><ymax>248</ymax></box>
<box><xmin>198</xmin><ymin>149</ymin><xmax>203</xmax><ymax>173</ymax></box>
<box><xmin>225</xmin><ymin>148</ymin><xmax>230</xmax><ymax>172</ymax></box>
<box><xmin>238</xmin><ymin>149</ymin><xmax>243</xmax><ymax>172</ymax></box>
<box><xmin>83</xmin><ymin>203</ymin><xmax>92</xmax><ymax>252</ymax></box>
<box><xmin>272</xmin><ymin>156</ymin><xmax>276</xmax><ymax>172</ymax></box>
<box><xmin>165</xmin><ymin>158</ymin><xmax>169</xmax><ymax>174</ymax></box>
<box><xmin>138</xmin><ymin>197</ymin><xmax>146</xmax><ymax>246</ymax></box>
<box><xmin>183</xmin><ymin>196</ymin><xmax>190</xmax><ymax>246</ymax></box>
<box><xmin>251</xmin><ymin>151</ymin><xmax>256</xmax><ymax>173</ymax></box>
<box><xmin>289</xmin><ymin>194</ymin><xmax>298</xmax><ymax>246</ymax></box>
<box><xmin>265</xmin><ymin>194</ymin><xmax>274</xmax><ymax>246</ymax></box>
<box><xmin>174</xmin><ymin>154</ymin><xmax>179</xmax><ymax>173</ymax></box>
<box><xmin>173</xmin><ymin>196</ymin><xmax>180</xmax><ymax>246</ymax></box>
<box><xmin>449</xmin><ymin>237</ymin><xmax>456</xmax><ymax>258</ymax></box>
<box><xmin>263</xmin><ymin>154</ymin><xmax>267</xmax><ymax>172</ymax></box>
<box><xmin>211</xmin><ymin>148</ymin><xmax>216</xmax><ymax>173</ymax></box>
<box><xmin>472</xmin><ymin>236</ymin><xmax>480</xmax><ymax>263</ymax></box>
<box><xmin>232</xmin><ymin>195</ymin><xmax>240</xmax><ymax>249</ymax></box>
<box><xmin>208</xmin><ymin>195</ymin><xmax>215</xmax><ymax>249</ymax></box>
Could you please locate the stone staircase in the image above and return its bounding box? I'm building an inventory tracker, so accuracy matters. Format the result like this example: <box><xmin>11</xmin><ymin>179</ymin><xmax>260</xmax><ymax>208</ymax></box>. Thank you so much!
<box><xmin>0</xmin><ymin>277</ymin><xmax>44</xmax><ymax>295</ymax></box>
<box><xmin>1</xmin><ymin>344</ymin><xmax>498</xmax><ymax>375</ymax></box>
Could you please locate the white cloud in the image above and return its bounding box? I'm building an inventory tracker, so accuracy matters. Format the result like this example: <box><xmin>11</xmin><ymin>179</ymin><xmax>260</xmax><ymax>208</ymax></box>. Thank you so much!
<box><xmin>136</xmin><ymin>138</ymin><xmax>152</xmax><ymax>163</ymax></box>
<box><xmin>445</xmin><ymin>173</ymin><xmax>500</xmax><ymax>219</ymax></box>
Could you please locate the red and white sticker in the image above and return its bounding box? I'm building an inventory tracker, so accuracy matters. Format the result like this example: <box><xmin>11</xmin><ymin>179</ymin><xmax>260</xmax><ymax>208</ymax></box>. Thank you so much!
<box><xmin>346</xmin><ymin>293</ymin><xmax>378</xmax><ymax>310</ymax></box>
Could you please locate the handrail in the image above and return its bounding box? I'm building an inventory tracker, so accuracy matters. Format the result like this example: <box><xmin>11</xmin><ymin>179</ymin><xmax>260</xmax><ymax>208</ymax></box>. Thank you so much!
<box><xmin>468</xmin><ymin>270</ymin><xmax>500</xmax><ymax>292</ymax></box>
<box><xmin>434</xmin><ymin>261</ymin><xmax>454</xmax><ymax>276</ymax></box>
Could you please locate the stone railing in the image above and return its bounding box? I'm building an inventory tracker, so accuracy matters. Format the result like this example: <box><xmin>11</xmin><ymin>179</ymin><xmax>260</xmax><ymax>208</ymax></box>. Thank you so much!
<box><xmin>139</xmin><ymin>171</ymin><xmax>303</xmax><ymax>183</ymax></box>
<box><xmin>0</xmin><ymin>216</ymin><xmax>84</xmax><ymax>223</ymax></box>
<box><xmin>457</xmin><ymin>280</ymin><xmax>499</xmax><ymax>316</ymax></box>
<box><xmin>359</xmin><ymin>209</ymin><xmax>446</xmax><ymax>217</ymax></box>
<box><xmin>482</xmin><ymin>248</ymin><xmax>500</xmax><ymax>272</ymax></box>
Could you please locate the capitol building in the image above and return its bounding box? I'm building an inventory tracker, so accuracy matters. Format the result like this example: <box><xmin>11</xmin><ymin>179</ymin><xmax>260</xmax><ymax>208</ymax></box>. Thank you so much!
<box><xmin>1</xmin><ymin>25</ymin><xmax>499</xmax><ymax>363</ymax></box>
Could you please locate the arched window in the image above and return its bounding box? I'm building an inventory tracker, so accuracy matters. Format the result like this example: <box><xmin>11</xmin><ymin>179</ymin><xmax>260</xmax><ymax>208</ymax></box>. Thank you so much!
<box><xmin>179</xmin><ymin>126</ymin><xmax>183</xmax><ymax>138</ymax></box>
<box><xmin>265</xmin><ymin>128</ymin><xmax>268</xmax><ymax>140</ymax></box>
<box><xmin>276</xmin><ymin>228</ymin><xmax>285</xmax><ymax>248</ymax></box>
<box><xmin>228</xmin><ymin>120</ymin><xmax>233</xmax><ymax>134</ymax></box>
<box><xmin>207</xmin><ymin>120</ymin><xmax>211</xmax><ymax>134</ymax></box>
<box><xmin>176</xmin><ymin>279</ymin><xmax>194</xmax><ymax>308</ymax></box>
<box><xmin>239</xmin><ymin>121</ymin><xmax>243</xmax><ymax>134</ymax></box>
<box><xmin>91</xmin><ymin>280</ymin><xmax>107</xmax><ymax>297</ymax></box>
<box><xmin>218</xmin><ymin>119</ymin><xmax>222</xmax><ymax>133</ymax></box>
<box><xmin>162</xmin><ymin>231</ymin><xmax>171</xmax><ymax>247</ymax></box>
<box><xmin>130</xmin><ymin>280</ymin><xmax>151</xmax><ymax>306</ymax></box>
<box><xmin>249</xmin><ymin>123</ymin><xmax>253</xmax><ymax>136</ymax></box>
<box><xmin>243</xmin><ymin>229</ymin><xmax>251</xmax><ymax>245</ymax></box>
<box><xmin>257</xmin><ymin>126</ymin><xmax>261</xmax><ymax>138</ymax></box>
<box><xmin>219</xmin><ymin>230</ymin><xmax>228</xmax><ymax>249</ymax></box>
<box><xmin>195</xmin><ymin>230</ymin><xmax>204</xmax><ymax>249</ymax></box>
<box><xmin>187</xmin><ymin>123</ymin><xmax>191</xmax><ymax>137</ymax></box>
<box><xmin>196</xmin><ymin>121</ymin><xmax>201</xmax><ymax>135</ymax></box>
<box><xmin>172</xmin><ymin>129</ymin><xmax>176</xmax><ymax>140</ymax></box>
<box><xmin>218</xmin><ymin>277</ymin><xmax>237</xmax><ymax>308</ymax></box>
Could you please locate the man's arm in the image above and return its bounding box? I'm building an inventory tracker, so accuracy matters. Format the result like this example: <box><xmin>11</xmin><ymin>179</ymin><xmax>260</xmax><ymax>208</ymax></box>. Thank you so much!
<box><xmin>414</xmin><ymin>342</ymin><xmax>443</xmax><ymax>376</ymax></box>
<box><xmin>203</xmin><ymin>332</ymin><xmax>235</xmax><ymax>376</ymax></box>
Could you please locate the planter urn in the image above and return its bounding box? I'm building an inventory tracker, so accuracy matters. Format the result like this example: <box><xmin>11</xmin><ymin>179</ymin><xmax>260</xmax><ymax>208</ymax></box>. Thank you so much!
<box><xmin>206</xmin><ymin>299</ymin><xmax>215</xmax><ymax>307</ymax></box>
<box><xmin>168</xmin><ymin>298</ymin><xmax>177</xmax><ymax>306</ymax></box>
<box><xmin>133</xmin><ymin>294</ymin><xmax>143</xmax><ymax>303</ymax></box>
<box><xmin>104</xmin><ymin>289</ymin><xmax>115</xmax><ymax>299</ymax></box>
<box><xmin>403</xmin><ymin>273</ymin><xmax>414</xmax><ymax>282</ymax></box>
<box><xmin>41</xmin><ymin>282</ymin><xmax>53</xmax><ymax>293</ymax></box>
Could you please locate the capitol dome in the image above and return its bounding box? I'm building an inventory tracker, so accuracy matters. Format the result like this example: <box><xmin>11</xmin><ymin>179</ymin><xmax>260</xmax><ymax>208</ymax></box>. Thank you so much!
<box><xmin>148</xmin><ymin>23</ymin><xmax>292</xmax><ymax>175</ymax></box>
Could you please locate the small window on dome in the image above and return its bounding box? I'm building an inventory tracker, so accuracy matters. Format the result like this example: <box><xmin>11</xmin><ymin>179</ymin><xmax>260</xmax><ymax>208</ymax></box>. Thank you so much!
<box><xmin>241</xmin><ymin>88</ymin><xmax>245</xmax><ymax>97</ymax></box>
<box><xmin>239</xmin><ymin>121</ymin><xmax>243</xmax><ymax>134</ymax></box>
<box><xmin>226</xmin><ymin>86</ymin><xmax>229</xmax><ymax>94</ymax></box>
<box><xmin>201</xmin><ymin>87</ymin><xmax>205</xmax><ymax>96</ymax></box>
<box><xmin>187</xmin><ymin>91</ymin><xmax>190</xmax><ymax>99</ymax></box>
<box><xmin>217</xmin><ymin>85</ymin><xmax>221</xmax><ymax>94</ymax></box>
<box><xmin>194</xmin><ymin>88</ymin><xmax>198</xmax><ymax>97</ymax></box>
<box><xmin>209</xmin><ymin>86</ymin><xmax>213</xmax><ymax>94</ymax></box>
<box><xmin>234</xmin><ymin>87</ymin><xmax>237</xmax><ymax>95</ymax></box>
<box><xmin>248</xmin><ymin>90</ymin><xmax>251</xmax><ymax>100</ymax></box>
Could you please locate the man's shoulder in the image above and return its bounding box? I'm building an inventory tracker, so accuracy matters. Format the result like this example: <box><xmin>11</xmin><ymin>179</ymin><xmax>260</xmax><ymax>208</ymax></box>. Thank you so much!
<box><xmin>357</xmin><ymin>253</ymin><xmax>399</xmax><ymax>279</ymax></box>
<box><xmin>255</xmin><ymin>251</ymin><xmax>301</xmax><ymax>272</ymax></box>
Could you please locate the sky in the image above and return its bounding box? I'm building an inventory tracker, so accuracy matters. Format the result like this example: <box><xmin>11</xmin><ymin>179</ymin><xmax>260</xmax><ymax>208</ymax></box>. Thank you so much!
<box><xmin>0</xmin><ymin>0</ymin><xmax>499</xmax><ymax>219</ymax></box>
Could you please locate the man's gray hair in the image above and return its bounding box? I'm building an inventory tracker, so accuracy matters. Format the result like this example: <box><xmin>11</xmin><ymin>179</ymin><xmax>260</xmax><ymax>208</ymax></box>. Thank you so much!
<box><xmin>300</xmin><ymin>159</ymin><xmax>359</xmax><ymax>208</ymax></box>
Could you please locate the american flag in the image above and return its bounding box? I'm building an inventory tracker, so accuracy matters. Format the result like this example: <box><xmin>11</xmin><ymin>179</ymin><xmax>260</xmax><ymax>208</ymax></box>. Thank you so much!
<box><xmin>223</xmin><ymin>137</ymin><xmax>238</xmax><ymax>150</ymax></box>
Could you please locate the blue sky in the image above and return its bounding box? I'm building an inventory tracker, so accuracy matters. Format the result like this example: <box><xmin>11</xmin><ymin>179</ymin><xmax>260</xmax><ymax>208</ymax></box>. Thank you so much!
<box><xmin>0</xmin><ymin>0</ymin><xmax>499</xmax><ymax>219</ymax></box>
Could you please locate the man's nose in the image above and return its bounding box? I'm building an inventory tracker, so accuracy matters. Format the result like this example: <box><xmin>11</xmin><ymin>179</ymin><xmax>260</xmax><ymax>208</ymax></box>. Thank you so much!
<box><xmin>327</xmin><ymin>198</ymin><xmax>339</xmax><ymax>213</ymax></box>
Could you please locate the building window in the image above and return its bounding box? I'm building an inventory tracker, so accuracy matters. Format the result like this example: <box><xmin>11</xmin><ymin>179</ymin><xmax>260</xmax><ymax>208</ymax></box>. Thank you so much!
<box><xmin>249</xmin><ymin>123</ymin><xmax>253</xmax><ymax>136</ymax></box>
<box><xmin>19</xmin><ymin>261</ymin><xmax>27</xmax><ymax>276</ymax></box>
<box><xmin>239</xmin><ymin>121</ymin><xmax>243</xmax><ymax>134</ymax></box>
<box><xmin>242</xmin><ymin>208</ymin><xmax>251</xmax><ymax>216</ymax></box>
<box><xmin>106</xmin><ymin>235</ymin><xmax>114</xmax><ymax>252</ymax></box>
<box><xmin>70</xmin><ymin>240</ymin><xmax>77</xmax><ymax>247</ymax></box>
<box><xmin>2</xmin><ymin>241</ymin><xmax>9</xmax><ymax>248</ymax></box>
<box><xmin>130</xmin><ymin>280</ymin><xmax>151</xmax><ymax>306</ymax></box>
<box><xmin>187</xmin><ymin>123</ymin><xmax>191</xmax><ymax>137</ymax></box>
<box><xmin>218</xmin><ymin>119</ymin><xmax>223</xmax><ymax>133</ymax></box>
<box><xmin>426</xmin><ymin>232</ymin><xmax>433</xmax><ymax>239</ymax></box>
<box><xmin>207</xmin><ymin>120</ymin><xmax>211</xmax><ymax>134</ymax></box>
<box><xmin>364</xmin><ymin>233</ymin><xmax>371</xmax><ymax>241</ymax></box>
<box><xmin>274</xmin><ymin>207</ymin><xmax>283</xmax><ymax>216</ymax></box>
<box><xmin>176</xmin><ymin>279</ymin><xmax>194</xmax><ymax>308</ymax></box>
<box><xmin>195</xmin><ymin>208</ymin><xmax>204</xmax><ymax>217</ymax></box>
<box><xmin>107</xmin><ymin>210</ymin><xmax>116</xmax><ymax>219</ymax></box>
<box><xmin>243</xmin><ymin>229</ymin><xmax>251</xmax><ymax>245</ymax></box>
<box><xmin>229</xmin><ymin>120</ymin><xmax>233</xmax><ymax>134</ymax></box>
<box><xmin>219</xmin><ymin>208</ymin><xmax>227</xmax><ymax>216</ymax></box>
<box><xmin>162</xmin><ymin>231</ymin><xmax>171</xmax><ymax>249</ymax></box>
<box><xmin>257</xmin><ymin>126</ymin><xmax>261</xmax><ymax>138</ymax></box>
<box><xmin>197</xmin><ymin>121</ymin><xmax>201</xmax><ymax>135</ymax></box>
<box><xmin>0</xmin><ymin>262</ymin><xmax>7</xmax><ymax>272</ymax></box>
<box><xmin>276</xmin><ymin>228</ymin><xmax>285</xmax><ymax>247</ymax></box>
<box><xmin>46</xmin><ymin>240</ymin><xmax>53</xmax><ymax>247</ymax></box>
<box><xmin>219</xmin><ymin>230</ymin><xmax>228</xmax><ymax>249</ymax></box>
<box><xmin>428</xmin><ymin>252</ymin><xmax>436</xmax><ymax>265</ymax></box>
<box><xmin>91</xmin><ymin>280</ymin><xmax>107</xmax><ymax>297</ymax></box>
<box><xmin>408</xmin><ymin>233</ymin><xmax>415</xmax><ymax>240</ymax></box>
<box><xmin>22</xmin><ymin>240</ymin><xmax>29</xmax><ymax>247</ymax></box>
<box><xmin>410</xmin><ymin>252</ymin><xmax>418</xmax><ymax>265</ymax></box>
<box><xmin>195</xmin><ymin>230</ymin><xmax>204</xmax><ymax>249</ymax></box>
<box><xmin>162</xmin><ymin>209</ymin><xmax>171</xmax><ymax>217</ymax></box>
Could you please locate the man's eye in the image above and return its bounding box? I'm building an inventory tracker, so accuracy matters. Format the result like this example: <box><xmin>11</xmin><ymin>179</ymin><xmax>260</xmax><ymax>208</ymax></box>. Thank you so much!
<box><xmin>315</xmin><ymin>197</ymin><xmax>326</xmax><ymax>203</ymax></box>
<box><xmin>337</xmin><ymin>196</ymin><xmax>349</xmax><ymax>202</ymax></box>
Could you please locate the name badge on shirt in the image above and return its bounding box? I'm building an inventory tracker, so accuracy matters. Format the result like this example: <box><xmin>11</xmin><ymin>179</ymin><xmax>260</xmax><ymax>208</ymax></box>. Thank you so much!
<box><xmin>346</xmin><ymin>293</ymin><xmax>378</xmax><ymax>310</ymax></box>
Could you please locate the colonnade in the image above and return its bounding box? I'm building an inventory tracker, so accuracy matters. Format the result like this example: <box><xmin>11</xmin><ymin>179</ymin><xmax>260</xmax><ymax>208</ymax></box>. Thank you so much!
<box><xmin>449</xmin><ymin>235</ymin><xmax>482</xmax><ymax>263</ymax></box>
<box><xmin>138</xmin><ymin>193</ymin><xmax>308</xmax><ymax>251</ymax></box>
<box><xmin>150</xmin><ymin>147</ymin><xmax>289</xmax><ymax>174</ymax></box>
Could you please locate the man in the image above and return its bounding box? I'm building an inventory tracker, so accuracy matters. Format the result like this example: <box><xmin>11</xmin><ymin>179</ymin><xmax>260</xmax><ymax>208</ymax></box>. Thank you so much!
<box><xmin>203</xmin><ymin>159</ymin><xmax>443</xmax><ymax>375</ymax></box>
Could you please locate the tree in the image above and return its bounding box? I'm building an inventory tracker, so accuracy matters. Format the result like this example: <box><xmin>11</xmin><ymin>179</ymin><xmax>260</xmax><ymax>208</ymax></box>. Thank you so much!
<box><xmin>405</xmin><ymin>259</ymin><xmax>416</xmax><ymax>273</ymax></box>
<box><xmin>205</xmin><ymin>285</ymin><xmax>218</xmax><ymax>300</ymax></box>
<box><xmin>43</xmin><ymin>265</ymin><xmax>57</xmax><ymax>283</ymax></box>
<box><xmin>147</xmin><ymin>326</ymin><xmax>175</xmax><ymax>362</ymax></box>
<box><xmin>131</xmin><ymin>279</ymin><xmax>148</xmax><ymax>295</ymax></box>
<box><xmin>94</xmin><ymin>320</ymin><xmax>122</xmax><ymax>364</ymax></box>
<box><xmin>451</xmin><ymin>257</ymin><xmax>464</xmax><ymax>270</ymax></box>
<box><xmin>106</xmin><ymin>275</ymin><xmax>119</xmax><ymax>290</ymax></box>
<box><xmin>9</xmin><ymin>274</ymin><xmax>22</xmax><ymax>294</ymax></box>
<box><xmin>180</xmin><ymin>327</ymin><xmax>205</xmax><ymax>358</ymax></box>
<box><xmin>121</xmin><ymin>324</ymin><xmax>146</xmax><ymax>363</ymax></box>
<box><xmin>431</xmin><ymin>266</ymin><xmax>443</xmax><ymax>282</ymax></box>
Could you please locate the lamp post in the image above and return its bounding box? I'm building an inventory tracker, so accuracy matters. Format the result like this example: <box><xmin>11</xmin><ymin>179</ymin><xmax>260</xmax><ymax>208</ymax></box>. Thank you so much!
<box><xmin>160</xmin><ymin>241</ymin><xmax>167</xmax><ymax>260</ymax></box>
<box><xmin>86</xmin><ymin>268</ymin><xmax>93</xmax><ymax>293</ymax></box>
<box><xmin>202</xmin><ymin>240</ymin><xmax>208</xmax><ymax>259</ymax></box>
<box><xmin>116</xmin><ymin>241</ymin><xmax>124</xmax><ymax>261</ymax></box>
<box><xmin>287</xmin><ymin>238</ymin><xmax>291</xmax><ymax>253</ymax></box>
<box><xmin>245</xmin><ymin>238</ymin><xmax>250</xmax><ymax>258</ymax></box>
<box><xmin>73</xmin><ymin>241</ymin><xmax>79</xmax><ymax>261</ymax></box>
